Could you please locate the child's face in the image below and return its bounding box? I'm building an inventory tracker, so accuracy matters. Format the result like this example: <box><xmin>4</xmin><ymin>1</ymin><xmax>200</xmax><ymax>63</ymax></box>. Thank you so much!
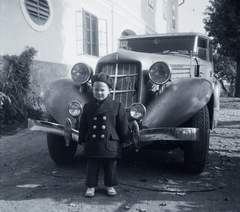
<box><xmin>93</xmin><ymin>81</ymin><xmax>110</xmax><ymax>101</ymax></box>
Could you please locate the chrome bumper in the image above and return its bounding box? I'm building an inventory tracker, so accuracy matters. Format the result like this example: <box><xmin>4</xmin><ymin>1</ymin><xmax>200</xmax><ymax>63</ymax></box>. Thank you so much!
<box><xmin>28</xmin><ymin>119</ymin><xmax>199</xmax><ymax>143</ymax></box>
<box><xmin>140</xmin><ymin>127</ymin><xmax>199</xmax><ymax>142</ymax></box>
<box><xmin>28</xmin><ymin>119</ymin><xmax>79</xmax><ymax>143</ymax></box>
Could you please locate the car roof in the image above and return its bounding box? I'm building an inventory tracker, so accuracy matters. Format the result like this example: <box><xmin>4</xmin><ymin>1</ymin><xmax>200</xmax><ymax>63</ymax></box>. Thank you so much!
<box><xmin>119</xmin><ymin>32</ymin><xmax>210</xmax><ymax>40</ymax></box>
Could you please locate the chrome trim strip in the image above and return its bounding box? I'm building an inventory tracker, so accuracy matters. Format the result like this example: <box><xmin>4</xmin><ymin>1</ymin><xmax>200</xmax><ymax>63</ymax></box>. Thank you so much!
<box><xmin>109</xmin><ymin>74</ymin><xmax>138</xmax><ymax>78</ymax></box>
<box><xmin>110</xmin><ymin>90</ymin><xmax>136</xmax><ymax>93</ymax></box>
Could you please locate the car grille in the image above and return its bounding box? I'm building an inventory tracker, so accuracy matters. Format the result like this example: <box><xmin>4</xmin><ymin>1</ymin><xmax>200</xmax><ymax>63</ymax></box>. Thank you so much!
<box><xmin>99</xmin><ymin>63</ymin><xmax>139</xmax><ymax>108</ymax></box>
<box><xmin>171</xmin><ymin>67</ymin><xmax>191</xmax><ymax>81</ymax></box>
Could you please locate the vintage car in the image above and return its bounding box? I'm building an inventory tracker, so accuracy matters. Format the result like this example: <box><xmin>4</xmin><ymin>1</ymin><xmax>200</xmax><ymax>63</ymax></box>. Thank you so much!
<box><xmin>28</xmin><ymin>32</ymin><xmax>221</xmax><ymax>174</ymax></box>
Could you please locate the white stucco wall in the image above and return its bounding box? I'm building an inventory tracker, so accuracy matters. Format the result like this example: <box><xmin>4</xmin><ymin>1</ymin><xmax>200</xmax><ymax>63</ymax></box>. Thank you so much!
<box><xmin>0</xmin><ymin>0</ymin><xmax>178</xmax><ymax>67</ymax></box>
<box><xmin>0</xmin><ymin>1</ymin><xmax>64</xmax><ymax>63</ymax></box>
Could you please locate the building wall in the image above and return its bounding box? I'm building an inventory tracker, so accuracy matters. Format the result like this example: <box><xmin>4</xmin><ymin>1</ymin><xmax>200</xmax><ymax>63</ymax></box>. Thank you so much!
<box><xmin>0</xmin><ymin>1</ymin><xmax>65</xmax><ymax>64</ymax></box>
<box><xmin>0</xmin><ymin>0</ymin><xmax>179</xmax><ymax>97</ymax></box>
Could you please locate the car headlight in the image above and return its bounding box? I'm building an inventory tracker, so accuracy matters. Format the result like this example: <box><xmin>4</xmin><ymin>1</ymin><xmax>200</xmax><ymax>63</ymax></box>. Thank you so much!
<box><xmin>149</xmin><ymin>62</ymin><xmax>171</xmax><ymax>85</ymax></box>
<box><xmin>129</xmin><ymin>103</ymin><xmax>146</xmax><ymax>120</ymax></box>
<box><xmin>68</xmin><ymin>100</ymin><xmax>83</xmax><ymax>117</ymax></box>
<box><xmin>71</xmin><ymin>63</ymin><xmax>93</xmax><ymax>85</ymax></box>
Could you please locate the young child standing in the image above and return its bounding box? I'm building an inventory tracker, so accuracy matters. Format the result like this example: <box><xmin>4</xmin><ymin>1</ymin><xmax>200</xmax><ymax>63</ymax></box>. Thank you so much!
<box><xmin>78</xmin><ymin>72</ymin><xmax>130</xmax><ymax>197</ymax></box>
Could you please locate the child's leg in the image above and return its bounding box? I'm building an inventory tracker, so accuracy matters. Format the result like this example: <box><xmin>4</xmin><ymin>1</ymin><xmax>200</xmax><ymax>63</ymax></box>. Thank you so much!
<box><xmin>103</xmin><ymin>158</ymin><xmax>118</xmax><ymax>187</ymax></box>
<box><xmin>85</xmin><ymin>158</ymin><xmax>101</xmax><ymax>188</ymax></box>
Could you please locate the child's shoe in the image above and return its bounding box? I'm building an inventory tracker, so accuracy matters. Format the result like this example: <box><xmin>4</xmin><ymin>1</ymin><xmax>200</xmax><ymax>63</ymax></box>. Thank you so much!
<box><xmin>106</xmin><ymin>187</ymin><xmax>116</xmax><ymax>196</ymax></box>
<box><xmin>85</xmin><ymin>188</ymin><xmax>95</xmax><ymax>197</ymax></box>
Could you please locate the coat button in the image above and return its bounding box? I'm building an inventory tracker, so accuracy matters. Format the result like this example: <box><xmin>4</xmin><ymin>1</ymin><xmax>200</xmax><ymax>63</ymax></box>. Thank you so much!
<box><xmin>102</xmin><ymin>125</ymin><xmax>106</xmax><ymax>129</ymax></box>
<box><xmin>93</xmin><ymin>125</ymin><xmax>97</xmax><ymax>129</ymax></box>
<box><xmin>93</xmin><ymin>117</ymin><xmax>97</xmax><ymax>120</ymax></box>
<box><xmin>101</xmin><ymin>134</ymin><xmax>105</xmax><ymax>138</ymax></box>
<box><xmin>102</xmin><ymin>116</ymin><xmax>106</xmax><ymax>120</ymax></box>
<box><xmin>92</xmin><ymin>134</ymin><xmax>96</xmax><ymax>138</ymax></box>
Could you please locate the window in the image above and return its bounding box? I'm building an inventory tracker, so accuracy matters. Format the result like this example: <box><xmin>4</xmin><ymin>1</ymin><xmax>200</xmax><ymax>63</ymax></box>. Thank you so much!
<box><xmin>25</xmin><ymin>0</ymin><xmax>50</xmax><ymax>25</ymax></box>
<box><xmin>20</xmin><ymin>0</ymin><xmax>53</xmax><ymax>31</ymax></box>
<box><xmin>83</xmin><ymin>10</ymin><xmax>99</xmax><ymax>57</ymax></box>
<box><xmin>197</xmin><ymin>38</ymin><xmax>208</xmax><ymax>60</ymax></box>
<box><xmin>172</xmin><ymin>3</ymin><xmax>176</xmax><ymax>29</ymax></box>
<box><xmin>119</xmin><ymin>36</ymin><xmax>195</xmax><ymax>54</ymax></box>
<box><xmin>76</xmin><ymin>9</ymin><xmax>107</xmax><ymax>57</ymax></box>
<box><xmin>197</xmin><ymin>38</ymin><xmax>213</xmax><ymax>62</ymax></box>
<box><xmin>209</xmin><ymin>42</ymin><xmax>213</xmax><ymax>62</ymax></box>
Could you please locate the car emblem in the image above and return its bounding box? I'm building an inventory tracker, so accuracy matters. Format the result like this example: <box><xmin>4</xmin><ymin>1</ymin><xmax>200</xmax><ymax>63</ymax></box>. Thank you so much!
<box><xmin>125</xmin><ymin>74</ymin><xmax>132</xmax><ymax>90</ymax></box>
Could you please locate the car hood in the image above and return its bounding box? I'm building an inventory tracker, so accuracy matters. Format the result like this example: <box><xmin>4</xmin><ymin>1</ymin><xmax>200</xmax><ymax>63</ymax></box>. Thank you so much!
<box><xmin>97</xmin><ymin>49</ymin><xmax>195</xmax><ymax>70</ymax></box>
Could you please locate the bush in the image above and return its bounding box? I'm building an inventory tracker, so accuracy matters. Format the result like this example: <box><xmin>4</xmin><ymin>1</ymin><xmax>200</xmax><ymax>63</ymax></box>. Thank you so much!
<box><xmin>0</xmin><ymin>47</ymin><xmax>44</xmax><ymax>134</ymax></box>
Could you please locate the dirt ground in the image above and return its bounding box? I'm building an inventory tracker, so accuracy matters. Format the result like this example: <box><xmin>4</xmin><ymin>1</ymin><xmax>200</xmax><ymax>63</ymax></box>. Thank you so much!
<box><xmin>0</xmin><ymin>97</ymin><xmax>240</xmax><ymax>212</ymax></box>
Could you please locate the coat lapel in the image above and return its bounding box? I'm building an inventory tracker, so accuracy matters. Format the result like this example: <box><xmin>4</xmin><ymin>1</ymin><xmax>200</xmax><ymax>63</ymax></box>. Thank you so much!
<box><xmin>87</xmin><ymin>96</ymin><xmax>114</xmax><ymax>116</ymax></box>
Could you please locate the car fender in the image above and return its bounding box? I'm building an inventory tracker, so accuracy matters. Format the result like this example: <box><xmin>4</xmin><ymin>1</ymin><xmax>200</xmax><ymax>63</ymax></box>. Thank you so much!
<box><xmin>44</xmin><ymin>78</ymin><xmax>93</xmax><ymax>125</ymax></box>
<box><xmin>143</xmin><ymin>78</ymin><xmax>213</xmax><ymax>128</ymax></box>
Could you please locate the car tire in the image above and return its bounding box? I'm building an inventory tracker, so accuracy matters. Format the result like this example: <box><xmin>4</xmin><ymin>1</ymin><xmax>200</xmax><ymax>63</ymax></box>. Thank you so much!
<box><xmin>184</xmin><ymin>105</ymin><xmax>210</xmax><ymax>174</ymax></box>
<box><xmin>47</xmin><ymin>115</ymin><xmax>77</xmax><ymax>164</ymax></box>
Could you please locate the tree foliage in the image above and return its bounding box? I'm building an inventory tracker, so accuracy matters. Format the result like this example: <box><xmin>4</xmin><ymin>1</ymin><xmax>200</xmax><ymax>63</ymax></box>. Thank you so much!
<box><xmin>213</xmin><ymin>53</ymin><xmax>236</xmax><ymax>96</ymax></box>
<box><xmin>0</xmin><ymin>47</ymin><xmax>44</xmax><ymax>133</ymax></box>
<box><xmin>204</xmin><ymin>0</ymin><xmax>240</xmax><ymax>97</ymax></box>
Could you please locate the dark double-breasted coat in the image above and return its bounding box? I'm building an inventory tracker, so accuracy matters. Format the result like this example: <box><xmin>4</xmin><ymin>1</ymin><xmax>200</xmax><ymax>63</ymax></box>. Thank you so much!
<box><xmin>78</xmin><ymin>96</ymin><xmax>130</xmax><ymax>158</ymax></box>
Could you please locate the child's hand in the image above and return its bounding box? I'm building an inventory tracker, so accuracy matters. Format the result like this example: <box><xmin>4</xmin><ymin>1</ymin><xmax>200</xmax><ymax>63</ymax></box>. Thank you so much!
<box><xmin>122</xmin><ymin>143</ymin><xmax>131</xmax><ymax>148</ymax></box>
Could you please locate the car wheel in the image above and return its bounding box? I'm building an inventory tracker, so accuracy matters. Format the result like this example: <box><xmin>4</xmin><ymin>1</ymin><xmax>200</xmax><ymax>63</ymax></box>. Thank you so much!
<box><xmin>47</xmin><ymin>115</ymin><xmax>77</xmax><ymax>164</ymax></box>
<box><xmin>184</xmin><ymin>105</ymin><xmax>210</xmax><ymax>174</ymax></box>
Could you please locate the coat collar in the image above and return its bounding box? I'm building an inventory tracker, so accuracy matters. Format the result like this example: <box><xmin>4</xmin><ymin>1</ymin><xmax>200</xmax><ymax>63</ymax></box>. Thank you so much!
<box><xmin>88</xmin><ymin>96</ymin><xmax>114</xmax><ymax>116</ymax></box>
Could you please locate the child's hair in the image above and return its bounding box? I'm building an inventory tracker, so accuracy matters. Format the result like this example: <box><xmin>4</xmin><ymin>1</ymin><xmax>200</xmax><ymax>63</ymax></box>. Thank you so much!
<box><xmin>91</xmin><ymin>72</ymin><xmax>114</xmax><ymax>89</ymax></box>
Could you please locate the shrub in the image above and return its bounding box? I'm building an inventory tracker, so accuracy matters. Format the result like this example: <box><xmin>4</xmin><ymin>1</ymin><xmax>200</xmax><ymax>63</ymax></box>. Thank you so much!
<box><xmin>0</xmin><ymin>47</ymin><xmax>44</xmax><ymax>133</ymax></box>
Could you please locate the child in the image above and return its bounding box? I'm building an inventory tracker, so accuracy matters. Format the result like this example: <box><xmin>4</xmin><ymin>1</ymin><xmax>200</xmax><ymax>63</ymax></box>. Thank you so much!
<box><xmin>78</xmin><ymin>72</ymin><xmax>130</xmax><ymax>197</ymax></box>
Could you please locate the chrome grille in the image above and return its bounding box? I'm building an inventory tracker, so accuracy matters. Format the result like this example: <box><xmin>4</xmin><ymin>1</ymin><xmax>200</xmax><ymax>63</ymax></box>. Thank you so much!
<box><xmin>171</xmin><ymin>68</ymin><xmax>191</xmax><ymax>81</ymax></box>
<box><xmin>100</xmin><ymin>63</ymin><xmax>139</xmax><ymax>108</ymax></box>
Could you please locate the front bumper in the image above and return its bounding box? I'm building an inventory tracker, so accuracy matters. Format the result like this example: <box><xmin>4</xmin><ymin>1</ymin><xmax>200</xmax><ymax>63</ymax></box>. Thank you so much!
<box><xmin>28</xmin><ymin>119</ymin><xmax>79</xmax><ymax>145</ymax></box>
<box><xmin>140</xmin><ymin>128</ymin><xmax>199</xmax><ymax>142</ymax></box>
<box><xmin>28</xmin><ymin>119</ymin><xmax>199</xmax><ymax>149</ymax></box>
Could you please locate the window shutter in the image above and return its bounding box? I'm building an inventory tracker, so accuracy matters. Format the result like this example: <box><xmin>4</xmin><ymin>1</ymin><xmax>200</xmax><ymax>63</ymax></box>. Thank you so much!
<box><xmin>98</xmin><ymin>18</ymin><xmax>108</xmax><ymax>57</ymax></box>
<box><xmin>76</xmin><ymin>10</ymin><xmax>83</xmax><ymax>55</ymax></box>
<box><xmin>91</xmin><ymin>15</ymin><xmax>99</xmax><ymax>56</ymax></box>
<box><xmin>83</xmin><ymin>10</ymin><xmax>91</xmax><ymax>55</ymax></box>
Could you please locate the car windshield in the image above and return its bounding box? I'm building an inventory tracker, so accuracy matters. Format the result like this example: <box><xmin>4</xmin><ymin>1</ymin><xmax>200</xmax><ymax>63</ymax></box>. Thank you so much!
<box><xmin>119</xmin><ymin>36</ymin><xmax>195</xmax><ymax>55</ymax></box>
